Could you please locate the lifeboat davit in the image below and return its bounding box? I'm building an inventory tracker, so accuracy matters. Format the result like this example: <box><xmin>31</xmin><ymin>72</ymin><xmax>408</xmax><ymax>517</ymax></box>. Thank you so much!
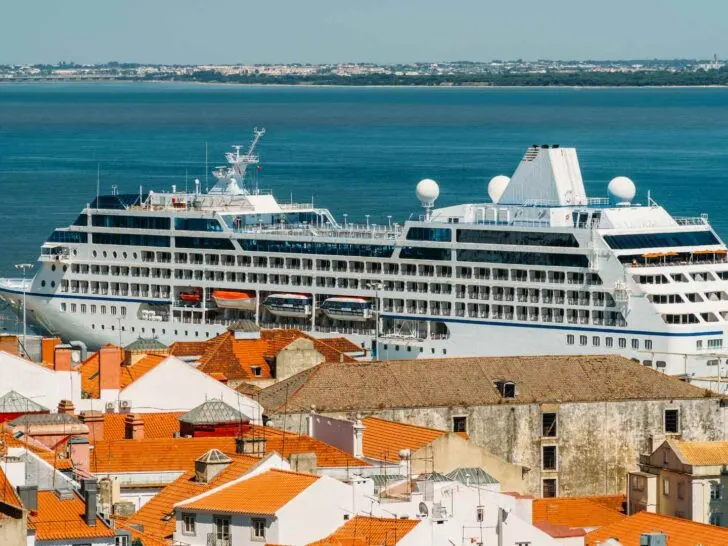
<box><xmin>179</xmin><ymin>288</ymin><xmax>202</xmax><ymax>304</ymax></box>
<box><xmin>321</xmin><ymin>297</ymin><xmax>372</xmax><ymax>322</ymax></box>
<box><xmin>263</xmin><ymin>293</ymin><xmax>312</xmax><ymax>318</ymax></box>
<box><xmin>213</xmin><ymin>290</ymin><xmax>256</xmax><ymax>311</ymax></box>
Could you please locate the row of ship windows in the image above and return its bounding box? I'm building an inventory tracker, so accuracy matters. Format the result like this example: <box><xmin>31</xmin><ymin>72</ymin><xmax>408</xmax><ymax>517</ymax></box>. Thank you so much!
<box><xmin>68</xmin><ymin>256</ymin><xmax>603</xmax><ymax>286</ymax></box>
<box><xmin>567</xmin><ymin>335</ymin><xmax>652</xmax><ymax>350</ymax></box>
<box><xmin>648</xmin><ymin>292</ymin><xmax>728</xmax><ymax>304</ymax></box>
<box><xmin>635</xmin><ymin>271</ymin><xmax>728</xmax><ymax>284</ymax></box>
<box><xmin>60</xmin><ymin>303</ymin><xmax>127</xmax><ymax>316</ymax></box>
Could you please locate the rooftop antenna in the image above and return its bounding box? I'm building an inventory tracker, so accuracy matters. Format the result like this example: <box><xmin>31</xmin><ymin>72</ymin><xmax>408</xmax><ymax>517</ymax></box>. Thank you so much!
<box><xmin>95</xmin><ymin>164</ymin><xmax>100</xmax><ymax>210</ymax></box>
<box><xmin>415</xmin><ymin>179</ymin><xmax>440</xmax><ymax>222</ymax></box>
<box><xmin>185</xmin><ymin>169</ymin><xmax>188</xmax><ymax>194</ymax></box>
<box><xmin>205</xmin><ymin>142</ymin><xmax>209</xmax><ymax>192</ymax></box>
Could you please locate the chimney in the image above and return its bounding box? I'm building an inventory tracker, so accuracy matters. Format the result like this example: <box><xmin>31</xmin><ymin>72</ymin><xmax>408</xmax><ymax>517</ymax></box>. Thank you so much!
<box><xmin>42</xmin><ymin>337</ymin><xmax>63</xmax><ymax>365</ymax></box>
<box><xmin>54</xmin><ymin>345</ymin><xmax>73</xmax><ymax>372</ymax></box>
<box><xmin>16</xmin><ymin>485</ymin><xmax>37</xmax><ymax>511</ymax></box>
<box><xmin>124</xmin><ymin>413</ymin><xmax>144</xmax><ymax>440</ymax></box>
<box><xmin>79</xmin><ymin>410</ymin><xmax>104</xmax><ymax>442</ymax></box>
<box><xmin>83</xmin><ymin>478</ymin><xmax>98</xmax><ymax>527</ymax></box>
<box><xmin>68</xmin><ymin>437</ymin><xmax>90</xmax><ymax>475</ymax></box>
<box><xmin>194</xmin><ymin>449</ymin><xmax>233</xmax><ymax>483</ymax></box>
<box><xmin>235</xmin><ymin>437</ymin><xmax>267</xmax><ymax>456</ymax></box>
<box><xmin>57</xmin><ymin>399</ymin><xmax>75</xmax><ymax>415</ymax></box>
<box><xmin>99</xmin><ymin>346</ymin><xmax>122</xmax><ymax>391</ymax></box>
<box><xmin>353</xmin><ymin>415</ymin><xmax>365</xmax><ymax>459</ymax></box>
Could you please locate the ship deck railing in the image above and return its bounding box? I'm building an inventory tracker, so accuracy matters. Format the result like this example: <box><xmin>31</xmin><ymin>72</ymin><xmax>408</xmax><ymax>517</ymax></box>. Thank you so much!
<box><xmin>232</xmin><ymin>223</ymin><xmax>402</xmax><ymax>240</ymax></box>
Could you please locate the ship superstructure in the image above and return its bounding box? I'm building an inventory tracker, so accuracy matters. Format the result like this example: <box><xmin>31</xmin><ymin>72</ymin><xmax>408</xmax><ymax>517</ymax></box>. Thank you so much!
<box><xmin>2</xmin><ymin>133</ymin><xmax>727</xmax><ymax>389</ymax></box>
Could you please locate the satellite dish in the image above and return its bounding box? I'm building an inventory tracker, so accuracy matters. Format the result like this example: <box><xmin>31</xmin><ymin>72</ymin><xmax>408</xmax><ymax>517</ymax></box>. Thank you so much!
<box><xmin>418</xmin><ymin>502</ymin><xmax>429</xmax><ymax>517</ymax></box>
<box><xmin>487</xmin><ymin>175</ymin><xmax>510</xmax><ymax>203</ymax></box>
<box><xmin>608</xmin><ymin>176</ymin><xmax>636</xmax><ymax>206</ymax></box>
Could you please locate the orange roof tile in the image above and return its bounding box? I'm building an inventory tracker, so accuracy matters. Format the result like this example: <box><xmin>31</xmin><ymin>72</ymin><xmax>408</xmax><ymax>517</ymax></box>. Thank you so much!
<box><xmin>532</xmin><ymin>495</ymin><xmax>626</xmax><ymax>529</ymax></box>
<box><xmin>100</xmin><ymin>412</ymin><xmax>183</xmax><ymax>442</ymax></box>
<box><xmin>0</xmin><ymin>465</ymin><xmax>21</xmax><ymax>508</ymax></box>
<box><xmin>671</xmin><ymin>440</ymin><xmax>728</xmax><ymax>465</ymax></box>
<box><xmin>115</xmin><ymin>521</ymin><xmax>170</xmax><ymax>546</ymax></box>
<box><xmin>127</xmin><ymin>455</ymin><xmax>259</xmax><ymax>540</ymax></box>
<box><xmin>179</xmin><ymin>469</ymin><xmax>317</xmax><ymax>515</ymax></box>
<box><xmin>534</xmin><ymin>520</ymin><xmax>586</xmax><ymax>539</ymax></box>
<box><xmin>30</xmin><ymin>491</ymin><xmax>115</xmax><ymax>541</ymax></box>
<box><xmin>585</xmin><ymin>512</ymin><xmax>728</xmax><ymax>546</ymax></box>
<box><xmin>1</xmin><ymin>425</ymin><xmax>73</xmax><ymax>470</ymax></box>
<box><xmin>80</xmin><ymin>350</ymin><xmax>166</xmax><ymax>398</ymax></box>
<box><xmin>362</xmin><ymin>417</ymin><xmax>452</xmax><ymax>463</ymax></box>
<box><xmin>170</xmin><ymin>329</ymin><xmax>356</xmax><ymax>382</ymax></box>
<box><xmin>308</xmin><ymin>516</ymin><xmax>420</xmax><ymax>546</ymax></box>
<box><xmin>90</xmin><ymin>430</ymin><xmax>368</xmax><ymax>474</ymax></box>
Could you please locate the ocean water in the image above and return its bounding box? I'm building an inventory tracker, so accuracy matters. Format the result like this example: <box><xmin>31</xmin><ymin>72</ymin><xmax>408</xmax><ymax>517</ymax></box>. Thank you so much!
<box><xmin>1</xmin><ymin>83</ymin><xmax>728</xmax><ymax>278</ymax></box>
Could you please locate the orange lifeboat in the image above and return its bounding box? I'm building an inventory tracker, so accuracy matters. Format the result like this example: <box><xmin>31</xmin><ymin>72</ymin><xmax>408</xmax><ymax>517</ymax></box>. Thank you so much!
<box><xmin>212</xmin><ymin>290</ymin><xmax>256</xmax><ymax>311</ymax></box>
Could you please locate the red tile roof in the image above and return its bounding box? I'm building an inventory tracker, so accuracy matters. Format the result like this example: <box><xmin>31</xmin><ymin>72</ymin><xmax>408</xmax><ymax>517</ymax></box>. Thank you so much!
<box><xmin>0</xmin><ymin>465</ymin><xmax>21</xmax><ymax>508</ymax></box>
<box><xmin>362</xmin><ymin>417</ymin><xmax>462</xmax><ymax>462</ymax></box>
<box><xmin>80</xmin><ymin>350</ymin><xmax>166</xmax><ymax>398</ymax></box>
<box><xmin>170</xmin><ymin>329</ymin><xmax>357</xmax><ymax>382</ymax></box>
<box><xmin>308</xmin><ymin>516</ymin><xmax>420</xmax><ymax>545</ymax></box>
<box><xmin>100</xmin><ymin>412</ymin><xmax>183</xmax><ymax>442</ymax></box>
<box><xmin>126</xmin><ymin>454</ymin><xmax>259</xmax><ymax>540</ymax></box>
<box><xmin>585</xmin><ymin>512</ymin><xmax>728</xmax><ymax>546</ymax></box>
<box><xmin>30</xmin><ymin>491</ymin><xmax>115</xmax><ymax>541</ymax></box>
<box><xmin>532</xmin><ymin>495</ymin><xmax>626</xmax><ymax>529</ymax></box>
<box><xmin>179</xmin><ymin>469</ymin><xmax>317</xmax><ymax>515</ymax></box>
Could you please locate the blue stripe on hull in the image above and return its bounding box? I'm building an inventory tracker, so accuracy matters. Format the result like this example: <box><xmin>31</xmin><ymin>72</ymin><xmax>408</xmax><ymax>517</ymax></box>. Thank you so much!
<box><xmin>381</xmin><ymin>313</ymin><xmax>722</xmax><ymax>338</ymax></box>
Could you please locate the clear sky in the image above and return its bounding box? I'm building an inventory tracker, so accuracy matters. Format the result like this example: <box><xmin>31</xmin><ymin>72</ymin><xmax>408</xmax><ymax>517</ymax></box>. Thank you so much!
<box><xmin>2</xmin><ymin>0</ymin><xmax>726</xmax><ymax>64</ymax></box>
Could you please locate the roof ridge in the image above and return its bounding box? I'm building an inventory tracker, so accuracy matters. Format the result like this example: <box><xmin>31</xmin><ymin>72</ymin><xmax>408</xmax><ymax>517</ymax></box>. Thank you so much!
<box><xmin>198</xmin><ymin>331</ymin><xmax>233</xmax><ymax>367</ymax></box>
<box><xmin>363</xmin><ymin>415</ymin><xmax>448</xmax><ymax>435</ymax></box>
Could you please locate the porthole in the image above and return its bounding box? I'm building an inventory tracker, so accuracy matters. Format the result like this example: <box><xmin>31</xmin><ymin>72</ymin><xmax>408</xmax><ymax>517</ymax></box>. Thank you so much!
<box><xmin>51</xmin><ymin>265</ymin><xmax>56</xmax><ymax>272</ymax></box>
<box><xmin>113</xmin><ymin>251</ymin><xmax>117</xmax><ymax>258</ymax></box>
<box><xmin>133</xmin><ymin>252</ymin><xmax>138</xmax><ymax>259</ymax></box>
<box><xmin>50</xmin><ymin>281</ymin><xmax>55</xmax><ymax>288</ymax></box>
<box><xmin>103</xmin><ymin>251</ymin><xmax>107</xmax><ymax>258</ymax></box>
<box><xmin>73</xmin><ymin>249</ymin><xmax>78</xmax><ymax>256</ymax></box>
<box><xmin>93</xmin><ymin>251</ymin><xmax>97</xmax><ymax>257</ymax></box>
<box><xmin>41</xmin><ymin>280</ymin><xmax>46</xmax><ymax>287</ymax></box>
<box><xmin>63</xmin><ymin>265</ymin><xmax>67</xmax><ymax>272</ymax></box>
<box><xmin>123</xmin><ymin>252</ymin><xmax>127</xmax><ymax>259</ymax></box>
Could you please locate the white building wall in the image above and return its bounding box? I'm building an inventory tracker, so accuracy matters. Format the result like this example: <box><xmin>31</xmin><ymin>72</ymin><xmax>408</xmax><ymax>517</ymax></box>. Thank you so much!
<box><xmin>79</xmin><ymin>356</ymin><xmax>262</xmax><ymax>421</ymax></box>
<box><xmin>275</xmin><ymin>476</ymin><xmax>354</xmax><ymax>546</ymax></box>
<box><xmin>0</xmin><ymin>351</ymin><xmax>81</xmax><ymax>409</ymax></box>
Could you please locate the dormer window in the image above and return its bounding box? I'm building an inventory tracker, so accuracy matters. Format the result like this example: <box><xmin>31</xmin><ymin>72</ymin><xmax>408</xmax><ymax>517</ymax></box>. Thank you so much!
<box><xmin>251</xmin><ymin>366</ymin><xmax>262</xmax><ymax>377</ymax></box>
<box><xmin>495</xmin><ymin>380</ymin><xmax>516</xmax><ymax>399</ymax></box>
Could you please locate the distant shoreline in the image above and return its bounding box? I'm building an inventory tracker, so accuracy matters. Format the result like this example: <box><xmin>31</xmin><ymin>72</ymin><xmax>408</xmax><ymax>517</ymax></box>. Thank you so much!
<box><xmin>2</xmin><ymin>79</ymin><xmax>728</xmax><ymax>90</ymax></box>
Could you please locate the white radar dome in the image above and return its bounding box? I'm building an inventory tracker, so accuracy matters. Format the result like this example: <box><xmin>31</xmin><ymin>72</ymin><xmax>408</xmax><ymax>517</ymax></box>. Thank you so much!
<box><xmin>416</xmin><ymin>178</ymin><xmax>440</xmax><ymax>206</ymax></box>
<box><xmin>488</xmin><ymin>175</ymin><xmax>510</xmax><ymax>204</ymax></box>
<box><xmin>608</xmin><ymin>176</ymin><xmax>636</xmax><ymax>205</ymax></box>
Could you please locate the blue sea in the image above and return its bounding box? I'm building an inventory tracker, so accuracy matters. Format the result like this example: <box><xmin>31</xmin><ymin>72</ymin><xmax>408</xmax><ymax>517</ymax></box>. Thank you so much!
<box><xmin>1</xmin><ymin>83</ymin><xmax>728</xmax><ymax>278</ymax></box>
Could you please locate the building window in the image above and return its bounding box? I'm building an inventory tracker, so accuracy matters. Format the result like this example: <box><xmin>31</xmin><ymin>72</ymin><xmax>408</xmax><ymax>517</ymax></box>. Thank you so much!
<box><xmin>182</xmin><ymin>513</ymin><xmax>196</xmax><ymax>535</ymax></box>
<box><xmin>70</xmin><ymin>303</ymin><xmax>77</xmax><ymax>313</ymax></box>
<box><xmin>542</xmin><ymin>413</ymin><xmax>557</xmax><ymax>437</ymax></box>
<box><xmin>252</xmin><ymin>518</ymin><xmax>266</xmax><ymax>541</ymax></box>
<box><xmin>81</xmin><ymin>304</ymin><xmax>87</xmax><ymax>313</ymax></box>
<box><xmin>632</xmin><ymin>475</ymin><xmax>646</xmax><ymax>492</ymax></box>
<box><xmin>619</xmin><ymin>338</ymin><xmax>627</xmax><ymax>349</ymax></box>
<box><xmin>60</xmin><ymin>302</ymin><xmax>67</xmax><ymax>312</ymax></box>
<box><xmin>476</xmin><ymin>506</ymin><xmax>484</xmax><ymax>522</ymax></box>
<box><xmin>566</xmin><ymin>334</ymin><xmax>574</xmax><ymax>345</ymax></box>
<box><xmin>214</xmin><ymin>516</ymin><xmax>230</xmax><ymax>542</ymax></box>
<box><xmin>632</xmin><ymin>339</ymin><xmax>639</xmax><ymax>349</ymax></box>
<box><xmin>664</xmin><ymin>409</ymin><xmax>680</xmax><ymax>434</ymax></box>
<box><xmin>606</xmin><ymin>337</ymin><xmax>613</xmax><ymax>348</ymax></box>
<box><xmin>697</xmin><ymin>340</ymin><xmax>703</xmax><ymax>350</ymax></box>
<box><xmin>251</xmin><ymin>366</ymin><xmax>262</xmax><ymax>377</ymax></box>
<box><xmin>711</xmin><ymin>483</ymin><xmax>722</xmax><ymax>501</ymax></box>
<box><xmin>542</xmin><ymin>478</ymin><xmax>557</xmax><ymax>498</ymax></box>
<box><xmin>708</xmin><ymin>339</ymin><xmax>723</xmax><ymax>350</ymax></box>
<box><xmin>115</xmin><ymin>536</ymin><xmax>129</xmax><ymax>546</ymax></box>
<box><xmin>495</xmin><ymin>381</ymin><xmax>516</xmax><ymax>398</ymax></box>
<box><xmin>453</xmin><ymin>416</ymin><xmax>468</xmax><ymax>433</ymax></box>
<box><xmin>663</xmin><ymin>478</ymin><xmax>670</xmax><ymax>496</ymax></box>
<box><xmin>90</xmin><ymin>304</ymin><xmax>97</xmax><ymax>313</ymax></box>
<box><xmin>644</xmin><ymin>339</ymin><xmax>652</xmax><ymax>350</ymax></box>
<box><xmin>579</xmin><ymin>335</ymin><xmax>588</xmax><ymax>346</ymax></box>
<box><xmin>542</xmin><ymin>446</ymin><xmax>557</xmax><ymax>471</ymax></box>
<box><xmin>593</xmin><ymin>336</ymin><xmax>600</xmax><ymax>347</ymax></box>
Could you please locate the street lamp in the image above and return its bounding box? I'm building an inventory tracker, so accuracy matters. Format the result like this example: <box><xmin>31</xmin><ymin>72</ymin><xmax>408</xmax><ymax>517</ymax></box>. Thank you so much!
<box><xmin>15</xmin><ymin>263</ymin><xmax>33</xmax><ymax>357</ymax></box>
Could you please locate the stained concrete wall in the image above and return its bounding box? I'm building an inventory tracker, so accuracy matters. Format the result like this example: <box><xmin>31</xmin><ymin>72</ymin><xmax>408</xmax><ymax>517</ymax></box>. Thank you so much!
<box><xmin>275</xmin><ymin>339</ymin><xmax>325</xmax><ymax>381</ymax></box>
<box><xmin>270</xmin><ymin>397</ymin><xmax>725</xmax><ymax>498</ymax></box>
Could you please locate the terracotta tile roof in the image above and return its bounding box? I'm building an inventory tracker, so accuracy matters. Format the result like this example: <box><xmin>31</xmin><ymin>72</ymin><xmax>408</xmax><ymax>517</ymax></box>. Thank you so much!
<box><xmin>100</xmin><ymin>412</ymin><xmax>184</xmax><ymax>442</ymax></box>
<box><xmin>170</xmin><ymin>329</ymin><xmax>356</xmax><ymax>382</ymax></box>
<box><xmin>80</xmin><ymin>349</ymin><xmax>166</xmax><ymax>398</ymax></box>
<box><xmin>178</xmin><ymin>469</ymin><xmax>317</xmax><ymax>515</ymax></box>
<box><xmin>308</xmin><ymin>516</ymin><xmax>420</xmax><ymax>545</ymax></box>
<box><xmin>30</xmin><ymin>490</ymin><xmax>115</xmax><ymax>541</ymax></box>
<box><xmin>585</xmin><ymin>512</ymin><xmax>728</xmax><ymax>546</ymax></box>
<box><xmin>670</xmin><ymin>439</ymin><xmax>728</xmax><ymax>465</ymax></box>
<box><xmin>1</xmin><ymin>425</ymin><xmax>74</xmax><ymax>470</ymax></box>
<box><xmin>362</xmin><ymin>417</ymin><xmax>453</xmax><ymax>462</ymax></box>
<box><xmin>89</xmin><ymin>429</ymin><xmax>368</xmax><ymax>473</ymax></box>
<box><xmin>534</xmin><ymin>520</ymin><xmax>586</xmax><ymax>539</ymax></box>
<box><xmin>0</xmin><ymin>465</ymin><xmax>21</xmax><ymax>508</ymax></box>
<box><xmin>116</xmin><ymin>520</ymin><xmax>170</xmax><ymax>546</ymax></box>
<box><xmin>533</xmin><ymin>495</ymin><xmax>626</xmax><ymax>529</ymax></box>
<box><xmin>319</xmin><ymin>337</ymin><xmax>363</xmax><ymax>354</ymax></box>
<box><xmin>127</xmin><ymin>454</ymin><xmax>259</xmax><ymax>540</ymax></box>
<box><xmin>259</xmin><ymin>355</ymin><xmax>715</xmax><ymax>414</ymax></box>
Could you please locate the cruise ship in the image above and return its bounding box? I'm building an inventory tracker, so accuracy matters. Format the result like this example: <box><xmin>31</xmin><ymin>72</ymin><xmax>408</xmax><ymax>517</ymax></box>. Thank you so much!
<box><xmin>1</xmin><ymin>130</ymin><xmax>727</xmax><ymax>385</ymax></box>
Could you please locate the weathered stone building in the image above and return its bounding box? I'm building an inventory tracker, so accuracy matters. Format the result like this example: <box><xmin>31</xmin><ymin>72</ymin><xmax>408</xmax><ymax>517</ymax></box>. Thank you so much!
<box><xmin>259</xmin><ymin>355</ymin><xmax>727</xmax><ymax>498</ymax></box>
